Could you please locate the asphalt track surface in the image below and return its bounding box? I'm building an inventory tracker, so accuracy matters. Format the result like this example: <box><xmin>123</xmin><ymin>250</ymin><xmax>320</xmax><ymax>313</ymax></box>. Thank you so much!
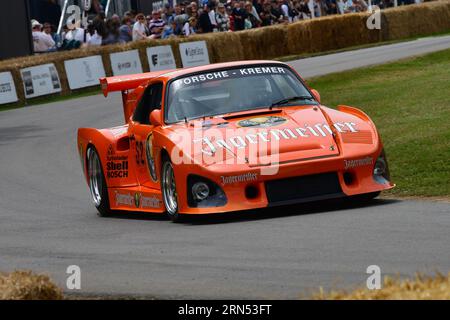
<box><xmin>1</xmin><ymin>36</ymin><xmax>450</xmax><ymax>299</ymax></box>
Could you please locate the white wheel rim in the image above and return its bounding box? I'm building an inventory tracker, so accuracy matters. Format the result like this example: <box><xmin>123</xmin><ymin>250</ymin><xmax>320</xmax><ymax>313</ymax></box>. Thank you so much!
<box><xmin>88</xmin><ymin>148</ymin><xmax>102</xmax><ymax>207</ymax></box>
<box><xmin>162</xmin><ymin>162</ymin><xmax>178</xmax><ymax>215</ymax></box>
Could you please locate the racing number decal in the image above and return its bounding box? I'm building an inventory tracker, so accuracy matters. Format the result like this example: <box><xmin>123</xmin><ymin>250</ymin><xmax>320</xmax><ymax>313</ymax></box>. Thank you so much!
<box><xmin>135</xmin><ymin>135</ymin><xmax>158</xmax><ymax>182</ymax></box>
<box><xmin>135</xmin><ymin>141</ymin><xmax>145</xmax><ymax>166</ymax></box>
<box><xmin>146</xmin><ymin>133</ymin><xmax>158</xmax><ymax>182</ymax></box>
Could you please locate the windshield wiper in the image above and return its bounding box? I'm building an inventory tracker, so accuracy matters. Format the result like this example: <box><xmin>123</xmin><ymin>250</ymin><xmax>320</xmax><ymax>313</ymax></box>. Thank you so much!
<box><xmin>270</xmin><ymin>95</ymin><xmax>315</xmax><ymax>109</ymax></box>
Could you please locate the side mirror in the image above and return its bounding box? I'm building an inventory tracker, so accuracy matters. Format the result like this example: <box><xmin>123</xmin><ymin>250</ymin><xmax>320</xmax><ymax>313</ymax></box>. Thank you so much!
<box><xmin>149</xmin><ymin>109</ymin><xmax>162</xmax><ymax>126</ymax></box>
<box><xmin>311</xmin><ymin>89</ymin><xmax>321</xmax><ymax>104</ymax></box>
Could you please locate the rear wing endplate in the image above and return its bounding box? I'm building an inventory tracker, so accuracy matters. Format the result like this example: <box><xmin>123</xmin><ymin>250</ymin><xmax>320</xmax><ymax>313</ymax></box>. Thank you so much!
<box><xmin>99</xmin><ymin>70</ymin><xmax>176</xmax><ymax>123</ymax></box>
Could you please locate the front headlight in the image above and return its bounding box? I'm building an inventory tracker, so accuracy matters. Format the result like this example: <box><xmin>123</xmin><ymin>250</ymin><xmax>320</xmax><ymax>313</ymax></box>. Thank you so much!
<box><xmin>187</xmin><ymin>175</ymin><xmax>227</xmax><ymax>208</ymax></box>
<box><xmin>373</xmin><ymin>149</ymin><xmax>390</xmax><ymax>184</ymax></box>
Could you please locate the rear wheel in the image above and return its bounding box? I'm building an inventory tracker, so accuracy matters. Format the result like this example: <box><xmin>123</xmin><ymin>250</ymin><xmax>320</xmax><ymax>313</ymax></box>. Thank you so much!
<box><xmin>87</xmin><ymin>147</ymin><xmax>111</xmax><ymax>217</ymax></box>
<box><xmin>161</xmin><ymin>158</ymin><xmax>184</xmax><ymax>222</ymax></box>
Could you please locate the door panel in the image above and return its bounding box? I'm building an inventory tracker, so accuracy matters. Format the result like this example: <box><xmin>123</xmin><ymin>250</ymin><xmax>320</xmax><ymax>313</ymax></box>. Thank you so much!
<box><xmin>129</xmin><ymin>82</ymin><xmax>164</xmax><ymax>189</ymax></box>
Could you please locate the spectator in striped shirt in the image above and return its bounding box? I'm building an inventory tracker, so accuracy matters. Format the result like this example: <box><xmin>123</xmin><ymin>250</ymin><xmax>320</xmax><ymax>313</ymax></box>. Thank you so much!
<box><xmin>149</xmin><ymin>10</ymin><xmax>166</xmax><ymax>39</ymax></box>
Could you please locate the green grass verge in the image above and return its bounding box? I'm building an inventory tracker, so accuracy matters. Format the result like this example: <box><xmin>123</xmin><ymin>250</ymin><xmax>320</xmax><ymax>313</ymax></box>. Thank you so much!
<box><xmin>308</xmin><ymin>49</ymin><xmax>450</xmax><ymax>197</ymax></box>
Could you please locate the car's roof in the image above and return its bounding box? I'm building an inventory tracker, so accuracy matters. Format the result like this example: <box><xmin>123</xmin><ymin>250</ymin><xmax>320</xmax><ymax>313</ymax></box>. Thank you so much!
<box><xmin>158</xmin><ymin>60</ymin><xmax>288</xmax><ymax>79</ymax></box>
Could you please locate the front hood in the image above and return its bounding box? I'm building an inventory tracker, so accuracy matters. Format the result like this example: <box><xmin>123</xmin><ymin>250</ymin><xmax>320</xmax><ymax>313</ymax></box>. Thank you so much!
<box><xmin>167</xmin><ymin>106</ymin><xmax>372</xmax><ymax>167</ymax></box>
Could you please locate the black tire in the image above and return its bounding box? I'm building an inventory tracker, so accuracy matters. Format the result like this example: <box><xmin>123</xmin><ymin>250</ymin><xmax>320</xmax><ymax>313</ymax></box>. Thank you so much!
<box><xmin>160</xmin><ymin>157</ymin><xmax>185</xmax><ymax>222</ymax></box>
<box><xmin>87</xmin><ymin>146</ymin><xmax>112</xmax><ymax>217</ymax></box>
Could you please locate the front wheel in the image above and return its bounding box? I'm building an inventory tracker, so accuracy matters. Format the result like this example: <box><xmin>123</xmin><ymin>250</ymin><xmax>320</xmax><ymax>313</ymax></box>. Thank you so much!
<box><xmin>161</xmin><ymin>159</ymin><xmax>183</xmax><ymax>222</ymax></box>
<box><xmin>87</xmin><ymin>147</ymin><xmax>111</xmax><ymax>217</ymax></box>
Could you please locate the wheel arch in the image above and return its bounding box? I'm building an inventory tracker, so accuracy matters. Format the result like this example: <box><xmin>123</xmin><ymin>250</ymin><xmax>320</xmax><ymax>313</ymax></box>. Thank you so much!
<box><xmin>78</xmin><ymin>128</ymin><xmax>115</xmax><ymax>186</ymax></box>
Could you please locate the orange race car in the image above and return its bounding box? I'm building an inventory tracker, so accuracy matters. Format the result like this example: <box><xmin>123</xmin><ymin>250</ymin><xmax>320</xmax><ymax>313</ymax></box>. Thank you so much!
<box><xmin>77</xmin><ymin>60</ymin><xmax>394</xmax><ymax>222</ymax></box>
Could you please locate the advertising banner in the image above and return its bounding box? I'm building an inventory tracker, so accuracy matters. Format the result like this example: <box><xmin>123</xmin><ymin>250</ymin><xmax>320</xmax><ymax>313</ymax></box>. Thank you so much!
<box><xmin>0</xmin><ymin>72</ymin><xmax>18</xmax><ymax>104</ymax></box>
<box><xmin>110</xmin><ymin>50</ymin><xmax>143</xmax><ymax>76</ymax></box>
<box><xmin>147</xmin><ymin>45</ymin><xmax>176</xmax><ymax>72</ymax></box>
<box><xmin>179</xmin><ymin>41</ymin><xmax>210</xmax><ymax>68</ymax></box>
<box><xmin>65</xmin><ymin>55</ymin><xmax>106</xmax><ymax>90</ymax></box>
<box><xmin>21</xmin><ymin>63</ymin><xmax>61</xmax><ymax>99</ymax></box>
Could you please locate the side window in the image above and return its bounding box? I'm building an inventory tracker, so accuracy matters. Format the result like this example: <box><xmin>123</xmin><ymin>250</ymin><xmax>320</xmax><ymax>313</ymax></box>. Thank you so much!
<box><xmin>133</xmin><ymin>82</ymin><xmax>163</xmax><ymax>124</ymax></box>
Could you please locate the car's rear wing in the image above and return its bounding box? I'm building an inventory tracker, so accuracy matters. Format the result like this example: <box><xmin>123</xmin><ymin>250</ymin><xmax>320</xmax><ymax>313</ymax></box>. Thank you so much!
<box><xmin>99</xmin><ymin>70</ymin><xmax>175</xmax><ymax>122</ymax></box>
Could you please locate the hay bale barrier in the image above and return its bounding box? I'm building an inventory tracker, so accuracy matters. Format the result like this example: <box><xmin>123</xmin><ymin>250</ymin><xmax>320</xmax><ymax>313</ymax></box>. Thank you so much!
<box><xmin>383</xmin><ymin>0</ymin><xmax>450</xmax><ymax>40</ymax></box>
<box><xmin>0</xmin><ymin>270</ymin><xmax>63</xmax><ymax>300</ymax></box>
<box><xmin>238</xmin><ymin>24</ymin><xmax>289</xmax><ymax>60</ymax></box>
<box><xmin>314</xmin><ymin>272</ymin><xmax>450</xmax><ymax>300</ymax></box>
<box><xmin>0</xmin><ymin>0</ymin><xmax>449</xmax><ymax>107</ymax></box>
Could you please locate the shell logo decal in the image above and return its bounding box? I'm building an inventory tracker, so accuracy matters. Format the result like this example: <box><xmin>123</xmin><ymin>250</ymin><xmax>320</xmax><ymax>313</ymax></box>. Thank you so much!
<box><xmin>237</xmin><ymin>116</ymin><xmax>287</xmax><ymax>128</ymax></box>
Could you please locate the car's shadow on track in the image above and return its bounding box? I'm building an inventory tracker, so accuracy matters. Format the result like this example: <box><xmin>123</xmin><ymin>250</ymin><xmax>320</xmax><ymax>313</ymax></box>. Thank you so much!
<box><xmin>105</xmin><ymin>197</ymin><xmax>401</xmax><ymax>225</ymax></box>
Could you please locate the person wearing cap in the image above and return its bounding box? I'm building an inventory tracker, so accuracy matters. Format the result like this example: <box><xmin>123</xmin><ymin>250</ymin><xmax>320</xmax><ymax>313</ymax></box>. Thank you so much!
<box><xmin>32</xmin><ymin>20</ymin><xmax>56</xmax><ymax>53</ymax></box>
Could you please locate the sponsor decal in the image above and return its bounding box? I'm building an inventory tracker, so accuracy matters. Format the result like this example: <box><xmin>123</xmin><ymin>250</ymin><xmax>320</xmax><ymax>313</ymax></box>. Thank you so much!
<box><xmin>185</xmin><ymin>46</ymin><xmax>205</xmax><ymax>58</ymax></box>
<box><xmin>109</xmin><ymin>125</ymin><xmax>128</xmax><ymax>137</ymax></box>
<box><xmin>180</xmin><ymin>67</ymin><xmax>288</xmax><ymax>86</ymax></box>
<box><xmin>140</xmin><ymin>194</ymin><xmax>161</xmax><ymax>209</ymax></box>
<box><xmin>134</xmin><ymin>193</ymin><xmax>141</xmax><ymax>208</ymax></box>
<box><xmin>145</xmin><ymin>133</ymin><xmax>158</xmax><ymax>181</ymax></box>
<box><xmin>182</xmin><ymin>71</ymin><xmax>229</xmax><ymax>85</ymax></box>
<box><xmin>117</xmin><ymin>61</ymin><xmax>138</xmax><ymax>71</ymax></box>
<box><xmin>344</xmin><ymin>157</ymin><xmax>374</xmax><ymax>170</ymax></box>
<box><xmin>221</xmin><ymin>173</ymin><xmax>258</xmax><ymax>185</ymax></box>
<box><xmin>106</xmin><ymin>160</ymin><xmax>128</xmax><ymax>178</ymax></box>
<box><xmin>106</xmin><ymin>144</ymin><xmax>129</xmax><ymax>179</ymax></box>
<box><xmin>115</xmin><ymin>191</ymin><xmax>134</xmax><ymax>206</ymax></box>
<box><xmin>194</xmin><ymin>122</ymin><xmax>358</xmax><ymax>155</ymax></box>
<box><xmin>237</xmin><ymin>116</ymin><xmax>287</xmax><ymax>128</ymax></box>
<box><xmin>238</xmin><ymin>66</ymin><xmax>286</xmax><ymax>75</ymax></box>
<box><xmin>114</xmin><ymin>191</ymin><xmax>161</xmax><ymax>209</ymax></box>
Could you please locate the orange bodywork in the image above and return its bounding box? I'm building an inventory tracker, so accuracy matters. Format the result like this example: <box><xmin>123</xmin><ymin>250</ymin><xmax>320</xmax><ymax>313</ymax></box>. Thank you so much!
<box><xmin>78</xmin><ymin>60</ymin><xmax>394</xmax><ymax>215</ymax></box>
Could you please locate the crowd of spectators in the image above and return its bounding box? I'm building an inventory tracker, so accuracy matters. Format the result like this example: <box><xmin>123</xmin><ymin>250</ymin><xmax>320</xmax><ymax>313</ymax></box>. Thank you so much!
<box><xmin>32</xmin><ymin>0</ymin><xmax>421</xmax><ymax>53</ymax></box>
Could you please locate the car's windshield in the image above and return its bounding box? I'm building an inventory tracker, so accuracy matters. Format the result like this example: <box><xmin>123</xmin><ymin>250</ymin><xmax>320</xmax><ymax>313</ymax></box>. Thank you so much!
<box><xmin>165</xmin><ymin>65</ymin><xmax>316</xmax><ymax>123</ymax></box>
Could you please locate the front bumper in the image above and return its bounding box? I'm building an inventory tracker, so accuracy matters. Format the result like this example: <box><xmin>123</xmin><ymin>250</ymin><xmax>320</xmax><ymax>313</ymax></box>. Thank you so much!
<box><xmin>175</xmin><ymin>147</ymin><xmax>394</xmax><ymax>214</ymax></box>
